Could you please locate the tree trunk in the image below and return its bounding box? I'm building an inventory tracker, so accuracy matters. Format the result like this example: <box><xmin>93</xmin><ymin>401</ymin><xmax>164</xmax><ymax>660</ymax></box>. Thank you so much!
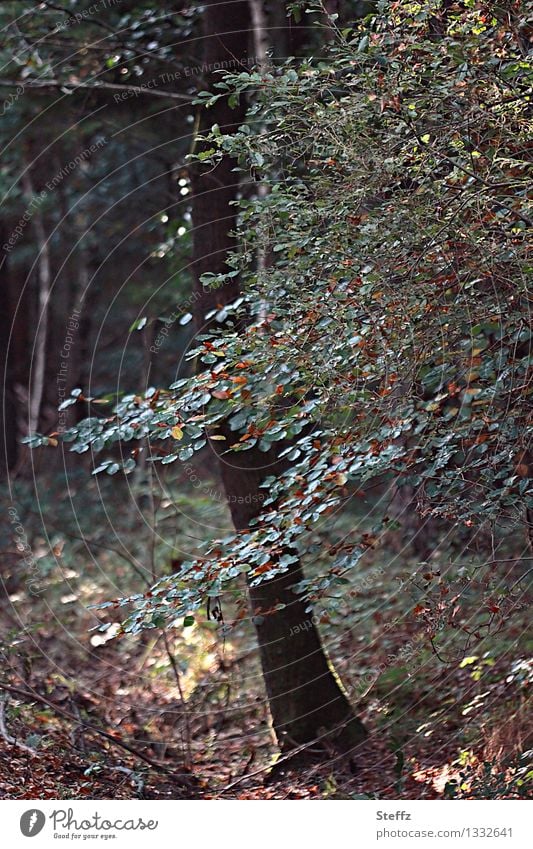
<box><xmin>190</xmin><ymin>0</ymin><xmax>367</xmax><ymax>753</ymax></box>
<box><xmin>221</xmin><ymin>457</ymin><xmax>367</xmax><ymax>751</ymax></box>
<box><xmin>22</xmin><ymin>169</ymin><xmax>50</xmax><ymax>435</ymax></box>
<box><xmin>0</xmin><ymin>229</ymin><xmax>18</xmax><ymax>473</ymax></box>
<box><xmin>249</xmin><ymin>0</ymin><xmax>269</xmax><ymax>68</ymax></box>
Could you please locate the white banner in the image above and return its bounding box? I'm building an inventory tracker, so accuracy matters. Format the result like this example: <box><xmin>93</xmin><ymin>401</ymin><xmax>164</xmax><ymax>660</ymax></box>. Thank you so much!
<box><xmin>1</xmin><ymin>799</ymin><xmax>530</xmax><ymax>848</ymax></box>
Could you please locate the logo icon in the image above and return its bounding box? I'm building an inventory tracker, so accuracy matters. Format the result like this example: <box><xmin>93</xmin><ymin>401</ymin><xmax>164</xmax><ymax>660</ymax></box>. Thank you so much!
<box><xmin>20</xmin><ymin>810</ymin><xmax>46</xmax><ymax>837</ymax></box>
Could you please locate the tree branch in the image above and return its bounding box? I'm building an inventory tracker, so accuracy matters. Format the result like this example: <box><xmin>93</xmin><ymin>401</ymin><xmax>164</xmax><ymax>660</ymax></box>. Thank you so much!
<box><xmin>0</xmin><ymin>680</ymin><xmax>192</xmax><ymax>782</ymax></box>
<box><xmin>0</xmin><ymin>78</ymin><xmax>192</xmax><ymax>102</ymax></box>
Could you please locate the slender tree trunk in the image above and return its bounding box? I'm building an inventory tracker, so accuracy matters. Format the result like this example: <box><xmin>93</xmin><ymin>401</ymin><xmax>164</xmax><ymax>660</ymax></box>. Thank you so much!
<box><xmin>249</xmin><ymin>0</ymin><xmax>273</xmax><ymax>324</ymax></box>
<box><xmin>0</xmin><ymin>230</ymin><xmax>18</xmax><ymax>472</ymax></box>
<box><xmin>22</xmin><ymin>170</ymin><xmax>50</xmax><ymax>434</ymax></box>
<box><xmin>190</xmin><ymin>0</ymin><xmax>367</xmax><ymax>753</ymax></box>
<box><xmin>249</xmin><ymin>0</ymin><xmax>269</xmax><ymax>67</ymax></box>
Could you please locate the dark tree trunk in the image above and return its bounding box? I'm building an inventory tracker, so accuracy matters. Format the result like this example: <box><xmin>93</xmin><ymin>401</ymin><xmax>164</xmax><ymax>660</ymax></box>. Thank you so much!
<box><xmin>190</xmin><ymin>0</ymin><xmax>367</xmax><ymax>753</ymax></box>
<box><xmin>0</xmin><ymin>229</ymin><xmax>19</xmax><ymax>473</ymax></box>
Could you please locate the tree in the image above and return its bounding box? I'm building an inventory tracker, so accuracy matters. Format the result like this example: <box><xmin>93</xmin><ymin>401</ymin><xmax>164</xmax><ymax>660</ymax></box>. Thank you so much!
<box><xmin>190</xmin><ymin>0</ymin><xmax>368</xmax><ymax>752</ymax></box>
<box><xmin>0</xmin><ymin>232</ymin><xmax>18</xmax><ymax>472</ymax></box>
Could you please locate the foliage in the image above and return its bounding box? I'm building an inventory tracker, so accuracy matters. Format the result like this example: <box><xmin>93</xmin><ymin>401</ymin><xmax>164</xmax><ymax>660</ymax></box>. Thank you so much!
<box><xmin>443</xmin><ymin>754</ymin><xmax>532</xmax><ymax>799</ymax></box>
<box><xmin>25</xmin><ymin>1</ymin><xmax>532</xmax><ymax>637</ymax></box>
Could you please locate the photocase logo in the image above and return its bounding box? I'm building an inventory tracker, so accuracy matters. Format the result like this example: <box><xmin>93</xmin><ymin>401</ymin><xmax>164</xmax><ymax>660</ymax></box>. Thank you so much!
<box><xmin>20</xmin><ymin>809</ymin><xmax>46</xmax><ymax>837</ymax></box>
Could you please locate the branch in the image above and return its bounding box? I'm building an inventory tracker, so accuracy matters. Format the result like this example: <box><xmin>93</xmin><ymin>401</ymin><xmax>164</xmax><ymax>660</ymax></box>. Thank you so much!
<box><xmin>0</xmin><ymin>680</ymin><xmax>192</xmax><ymax>783</ymax></box>
<box><xmin>0</xmin><ymin>78</ymin><xmax>192</xmax><ymax>102</ymax></box>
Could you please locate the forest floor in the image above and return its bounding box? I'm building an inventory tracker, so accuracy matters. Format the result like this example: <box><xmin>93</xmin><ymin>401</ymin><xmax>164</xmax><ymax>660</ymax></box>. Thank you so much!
<box><xmin>1</xmin><ymin>476</ymin><xmax>531</xmax><ymax>800</ymax></box>
<box><xmin>0</xmin><ymin>598</ymin><xmax>530</xmax><ymax>800</ymax></box>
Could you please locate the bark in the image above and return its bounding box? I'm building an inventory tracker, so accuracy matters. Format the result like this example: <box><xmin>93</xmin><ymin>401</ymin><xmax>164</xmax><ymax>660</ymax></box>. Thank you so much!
<box><xmin>190</xmin><ymin>0</ymin><xmax>366</xmax><ymax>753</ymax></box>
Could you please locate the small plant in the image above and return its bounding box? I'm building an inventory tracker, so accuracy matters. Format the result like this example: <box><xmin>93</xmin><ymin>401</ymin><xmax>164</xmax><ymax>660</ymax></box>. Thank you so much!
<box><xmin>444</xmin><ymin>755</ymin><xmax>532</xmax><ymax>800</ymax></box>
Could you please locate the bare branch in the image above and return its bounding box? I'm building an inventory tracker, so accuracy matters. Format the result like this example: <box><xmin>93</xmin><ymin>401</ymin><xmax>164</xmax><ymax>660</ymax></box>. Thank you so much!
<box><xmin>0</xmin><ymin>78</ymin><xmax>193</xmax><ymax>102</ymax></box>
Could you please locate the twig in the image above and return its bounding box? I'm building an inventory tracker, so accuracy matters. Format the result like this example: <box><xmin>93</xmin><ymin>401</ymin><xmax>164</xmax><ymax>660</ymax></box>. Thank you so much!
<box><xmin>104</xmin><ymin>765</ymin><xmax>146</xmax><ymax>796</ymax></box>
<box><xmin>0</xmin><ymin>78</ymin><xmax>192</xmax><ymax>102</ymax></box>
<box><xmin>0</xmin><ymin>680</ymin><xmax>191</xmax><ymax>783</ymax></box>
<box><xmin>508</xmin><ymin>567</ymin><xmax>533</xmax><ymax>594</ymax></box>
<box><xmin>162</xmin><ymin>631</ymin><xmax>193</xmax><ymax>768</ymax></box>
